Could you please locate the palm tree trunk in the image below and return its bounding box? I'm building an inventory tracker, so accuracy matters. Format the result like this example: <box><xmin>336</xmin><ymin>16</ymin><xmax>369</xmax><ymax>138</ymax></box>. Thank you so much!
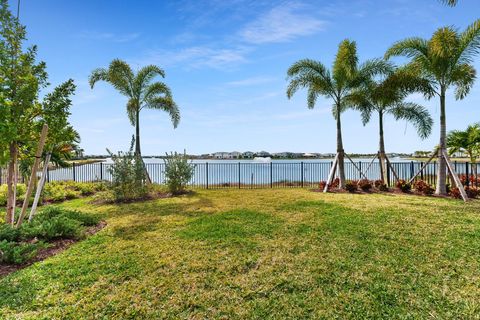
<box><xmin>378</xmin><ymin>110</ymin><xmax>388</xmax><ymax>184</ymax></box>
<box><xmin>436</xmin><ymin>87</ymin><xmax>447</xmax><ymax>195</ymax></box>
<box><xmin>5</xmin><ymin>142</ymin><xmax>17</xmax><ymax>225</ymax></box>
<box><xmin>336</xmin><ymin>104</ymin><xmax>346</xmax><ymax>189</ymax></box>
<box><xmin>135</xmin><ymin>110</ymin><xmax>141</xmax><ymax>157</ymax></box>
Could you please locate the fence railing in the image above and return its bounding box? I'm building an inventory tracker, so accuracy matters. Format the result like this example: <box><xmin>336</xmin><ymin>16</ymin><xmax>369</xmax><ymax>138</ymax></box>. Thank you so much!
<box><xmin>1</xmin><ymin>161</ymin><xmax>479</xmax><ymax>189</ymax></box>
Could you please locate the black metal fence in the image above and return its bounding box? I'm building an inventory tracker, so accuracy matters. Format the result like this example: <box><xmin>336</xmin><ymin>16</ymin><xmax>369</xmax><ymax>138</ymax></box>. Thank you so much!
<box><xmin>1</xmin><ymin>161</ymin><xmax>479</xmax><ymax>188</ymax></box>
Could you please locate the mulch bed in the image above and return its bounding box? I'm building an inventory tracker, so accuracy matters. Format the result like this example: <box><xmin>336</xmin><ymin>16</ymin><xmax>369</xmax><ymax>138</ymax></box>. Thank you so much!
<box><xmin>310</xmin><ymin>188</ymin><xmax>462</xmax><ymax>199</ymax></box>
<box><xmin>0</xmin><ymin>221</ymin><xmax>107</xmax><ymax>278</ymax></box>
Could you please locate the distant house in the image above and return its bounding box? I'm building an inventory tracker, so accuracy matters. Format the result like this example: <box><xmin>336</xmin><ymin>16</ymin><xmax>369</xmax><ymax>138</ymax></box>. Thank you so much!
<box><xmin>272</xmin><ymin>152</ymin><xmax>292</xmax><ymax>158</ymax></box>
<box><xmin>213</xmin><ymin>151</ymin><xmax>241</xmax><ymax>159</ymax></box>
<box><xmin>243</xmin><ymin>151</ymin><xmax>254</xmax><ymax>158</ymax></box>
<box><xmin>256</xmin><ymin>151</ymin><xmax>271</xmax><ymax>157</ymax></box>
<box><xmin>213</xmin><ymin>152</ymin><xmax>231</xmax><ymax>159</ymax></box>
<box><xmin>303</xmin><ymin>153</ymin><xmax>316</xmax><ymax>158</ymax></box>
<box><xmin>230</xmin><ymin>151</ymin><xmax>241</xmax><ymax>159</ymax></box>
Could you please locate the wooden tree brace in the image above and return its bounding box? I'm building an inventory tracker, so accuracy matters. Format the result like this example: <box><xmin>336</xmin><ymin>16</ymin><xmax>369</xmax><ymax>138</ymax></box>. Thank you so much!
<box><xmin>344</xmin><ymin>153</ymin><xmax>369</xmax><ymax>180</ymax></box>
<box><xmin>442</xmin><ymin>150</ymin><xmax>468</xmax><ymax>202</ymax></box>
<box><xmin>385</xmin><ymin>155</ymin><xmax>400</xmax><ymax>183</ymax></box>
<box><xmin>407</xmin><ymin>149</ymin><xmax>438</xmax><ymax>185</ymax></box>
<box><xmin>324</xmin><ymin>153</ymin><xmax>339</xmax><ymax>193</ymax></box>
<box><xmin>16</xmin><ymin>124</ymin><xmax>48</xmax><ymax>227</ymax></box>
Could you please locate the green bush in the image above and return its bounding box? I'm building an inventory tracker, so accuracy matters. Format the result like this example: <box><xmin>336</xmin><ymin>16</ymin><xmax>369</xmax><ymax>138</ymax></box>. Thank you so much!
<box><xmin>0</xmin><ymin>224</ymin><xmax>22</xmax><ymax>242</ymax></box>
<box><xmin>0</xmin><ymin>240</ymin><xmax>44</xmax><ymax>264</ymax></box>
<box><xmin>107</xmin><ymin>141</ymin><xmax>149</xmax><ymax>202</ymax></box>
<box><xmin>37</xmin><ymin>206</ymin><xmax>100</xmax><ymax>227</ymax></box>
<box><xmin>164</xmin><ymin>151</ymin><xmax>194</xmax><ymax>195</ymax></box>
<box><xmin>0</xmin><ymin>183</ymin><xmax>27</xmax><ymax>206</ymax></box>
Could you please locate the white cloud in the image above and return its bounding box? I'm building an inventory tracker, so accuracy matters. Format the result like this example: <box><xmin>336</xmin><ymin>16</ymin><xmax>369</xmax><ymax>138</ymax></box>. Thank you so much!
<box><xmin>77</xmin><ymin>31</ymin><xmax>140</xmax><ymax>43</ymax></box>
<box><xmin>133</xmin><ymin>46</ymin><xmax>251</xmax><ymax>69</ymax></box>
<box><xmin>225</xmin><ymin>76</ymin><xmax>276</xmax><ymax>87</ymax></box>
<box><xmin>240</xmin><ymin>3</ymin><xmax>326</xmax><ymax>44</ymax></box>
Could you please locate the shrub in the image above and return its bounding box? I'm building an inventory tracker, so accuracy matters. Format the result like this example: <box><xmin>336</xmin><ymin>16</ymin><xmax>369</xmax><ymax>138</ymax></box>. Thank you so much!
<box><xmin>374</xmin><ymin>179</ymin><xmax>388</xmax><ymax>191</ymax></box>
<box><xmin>107</xmin><ymin>139</ymin><xmax>149</xmax><ymax>202</ymax></box>
<box><xmin>0</xmin><ymin>184</ymin><xmax>27</xmax><ymax>206</ymax></box>
<box><xmin>91</xmin><ymin>190</ymin><xmax>116</xmax><ymax>204</ymax></box>
<box><xmin>27</xmin><ymin>215</ymin><xmax>83</xmax><ymax>241</ymax></box>
<box><xmin>450</xmin><ymin>187</ymin><xmax>462</xmax><ymax>199</ymax></box>
<box><xmin>37</xmin><ymin>206</ymin><xmax>100</xmax><ymax>227</ymax></box>
<box><xmin>0</xmin><ymin>224</ymin><xmax>22</xmax><ymax>242</ymax></box>
<box><xmin>0</xmin><ymin>240</ymin><xmax>44</xmax><ymax>264</ymax></box>
<box><xmin>396</xmin><ymin>180</ymin><xmax>411</xmax><ymax>193</ymax></box>
<box><xmin>413</xmin><ymin>180</ymin><xmax>434</xmax><ymax>195</ymax></box>
<box><xmin>75</xmin><ymin>182</ymin><xmax>96</xmax><ymax>196</ymax></box>
<box><xmin>42</xmin><ymin>182</ymin><xmax>67</xmax><ymax>202</ymax></box>
<box><xmin>319</xmin><ymin>181</ymin><xmax>327</xmax><ymax>190</ymax></box>
<box><xmin>345</xmin><ymin>181</ymin><xmax>358</xmax><ymax>193</ymax></box>
<box><xmin>164</xmin><ymin>151</ymin><xmax>194</xmax><ymax>195</ymax></box>
<box><xmin>465</xmin><ymin>186</ymin><xmax>479</xmax><ymax>199</ymax></box>
<box><xmin>357</xmin><ymin>179</ymin><xmax>372</xmax><ymax>191</ymax></box>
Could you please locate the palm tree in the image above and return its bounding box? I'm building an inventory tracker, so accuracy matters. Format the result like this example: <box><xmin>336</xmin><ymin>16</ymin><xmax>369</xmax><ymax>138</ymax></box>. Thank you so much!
<box><xmin>447</xmin><ymin>123</ymin><xmax>480</xmax><ymax>178</ymax></box>
<box><xmin>287</xmin><ymin>39</ymin><xmax>389</xmax><ymax>189</ymax></box>
<box><xmin>385</xmin><ymin>19</ymin><xmax>480</xmax><ymax>194</ymax></box>
<box><xmin>440</xmin><ymin>0</ymin><xmax>458</xmax><ymax>6</ymax></box>
<box><xmin>89</xmin><ymin>59</ymin><xmax>179</xmax><ymax>157</ymax></box>
<box><xmin>351</xmin><ymin>67</ymin><xmax>435</xmax><ymax>183</ymax></box>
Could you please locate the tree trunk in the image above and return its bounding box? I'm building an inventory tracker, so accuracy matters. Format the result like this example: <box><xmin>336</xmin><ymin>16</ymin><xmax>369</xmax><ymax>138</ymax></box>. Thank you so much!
<box><xmin>135</xmin><ymin>110</ymin><xmax>141</xmax><ymax>157</ymax></box>
<box><xmin>5</xmin><ymin>143</ymin><xmax>17</xmax><ymax>225</ymax></box>
<box><xmin>378</xmin><ymin>110</ymin><xmax>388</xmax><ymax>184</ymax></box>
<box><xmin>436</xmin><ymin>87</ymin><xmax>447</xmax><ymax>195</ymax></box>
<box><xmin>336</xmin><ymin>105</ymin><xmax>346</xmax><ymax>189</ymax></box>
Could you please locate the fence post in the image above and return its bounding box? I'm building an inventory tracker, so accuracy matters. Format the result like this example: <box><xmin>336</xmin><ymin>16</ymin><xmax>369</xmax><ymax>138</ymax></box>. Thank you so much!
<box><xmin>466</xmin><ymin>162</ymin><xmax>470</xmax><ymax>187</ymax></box>
<box><xmin>410</xmin><ymin>161</ymin><xmax>414</xmax><ymax>180</ymax></box>
<box><xmin>206</xmin><ymin>162</ymin><xmax>209</xmax><ymax>189</ymax></box>
<box><xmin>301</xmin><ymin>162</ymin><xmax>304</xmax><ymax>188</ymax></box>
<box><xmin>270</xmin><ymin>162</ymin><xmax>273</xmax><ymax>188</ymax></box>
<box><xmin>100</xmin><ymin>162</ymin><xmax>103</xmax><ymax>181</ymax></box>
<box><xmin>238</xmin><ymin>162</ymin><xmax>241</xmax><ymax>189</ymax></box>
<box><xmin>47</xmin><ymin>166</ymin><xmax>50</xmax><ymax>183</ymax></box>
<box><xmin>0</xmin><ymin>167</ymin><xmax>2</xmax><ymax>185</ymax></box>
<box><xmin>72</xmin><ymin>162</ymin><xmax>76</xmax><ymax>182</ymax></box>
<box><xmin>420</xmin><ymin>162</ymin><xmax>424</xmax><ymax>181</ymax></box>
<box><xmin>359</xmin><ymin>161</ymin><xmax>362</xmax><ymax>180</ymax></box>
<box><xmin>386</xmin><ymin>163</ymin><xmax>391</xmax><ymax>186</ymax></box>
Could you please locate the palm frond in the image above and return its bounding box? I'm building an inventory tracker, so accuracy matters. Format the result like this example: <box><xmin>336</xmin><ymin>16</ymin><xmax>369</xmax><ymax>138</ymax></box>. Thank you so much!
<box><xmin>88</xmin><ymin>68</ymin><xmax>108</xmax><ymax>88</ymax></box>
<box><xmin>385</xmin><ymin>38</ymin><xmax>429</xmax><ymax>60</ymax></box>
<box><xmin>146</xmin><ymin>96</ymin><xmax>180</xmax><ymax>128</ymax></box>
<box><xmin>450</xmin><ymin>63</ymin><xmax>476</xmax><ymax>99</ymax></box>
<box><xmin>390</xmin><ymin>102</ymin><xmax>433</xmax><ymax>139</ymax></box>
<box><xmin>126</xmin><ymin>98</ymin><xmax>138</xmax><ymax>126</ymax></box>
<box><xmin>134</xmin><ymin>65</ymin><xmax>165</xmax><ymax>95</ymax></box>
<box><xmin>458</xmin><ymin>19</ymin><xmax>480</xmax><ymax>65</ymax></box>
<box><xmin>286</xmin><ymin>59</ymin><xmax>333</xmax><ymax>101</ymax></box>
<box><xmin>108</xmin><ymin>59</ymin><xmax>135</xmax><ymax>97</ymax></box>
<box><xmin>142</xmin><ymin>82</ymin><xmax>172</xmax><ymax>104</ymax></box>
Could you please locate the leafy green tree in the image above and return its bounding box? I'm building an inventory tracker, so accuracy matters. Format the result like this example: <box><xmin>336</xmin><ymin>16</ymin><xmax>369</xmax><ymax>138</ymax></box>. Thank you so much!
<box><xmin>447</xmin><ymin>123</ymin><xmax>480</xmax><ymax>177</ymax></box>
<box><xmin>385</xmin><ymin>19</ymin><xmax>480</xmax><ymax>194</ymax></box>
<box><xmin>89</xmin><ymin>60</ymin><xmax>180</xmax><ymax>157</ymax></box>
<box><xmin>350</xmin><ymin>66</ymin><xmax>434</xmax><ymax>182</ymax></box>
<box><xmin>286</xmin><ymin>39</ymin><xmax>389</xmax><ymax>188</ymax></box>
<box><xmin>0</xmin><ymin>0</ymin><xmax>78</xmax><ymax>224</ymax></box>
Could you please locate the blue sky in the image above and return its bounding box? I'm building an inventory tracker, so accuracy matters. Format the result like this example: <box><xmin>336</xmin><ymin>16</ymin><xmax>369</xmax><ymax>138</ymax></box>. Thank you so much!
<box><xmin>14</xmin><ymin>0</ymin><xmax>480</xmax><ymax>155</ymax></box>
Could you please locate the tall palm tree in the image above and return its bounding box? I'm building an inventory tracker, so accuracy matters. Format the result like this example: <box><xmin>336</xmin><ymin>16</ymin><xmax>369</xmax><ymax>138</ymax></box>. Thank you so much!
<box><xmin>287</xmin><ymin>39</ymin><xmax>389</xmax><ymax>189</ymax></box>
<box><xmin>89</xmin><ymin>59</ymin><xmax>179</xmax><ymax>157</ymax></box>
<box><xmin>447</xmin><ymin>123</ymin><xmax>480</xmax><ymax>178</ymax></box>
<box><xmin>385</xmin><ymin>20</ymin><xmax>480</xmax><ymax>194</ymax></box>
<box><xmin>351</xmin><ymin>67</ymin><xmax>435</xmax><ymax>183</ymax></box>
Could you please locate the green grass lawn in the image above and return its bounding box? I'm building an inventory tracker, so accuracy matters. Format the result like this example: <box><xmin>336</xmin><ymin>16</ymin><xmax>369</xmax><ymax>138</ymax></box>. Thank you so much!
<box><xmin>1</xmin><ymin>189</ymin><xmax>480</xmax><ymax>319</ymax></box>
